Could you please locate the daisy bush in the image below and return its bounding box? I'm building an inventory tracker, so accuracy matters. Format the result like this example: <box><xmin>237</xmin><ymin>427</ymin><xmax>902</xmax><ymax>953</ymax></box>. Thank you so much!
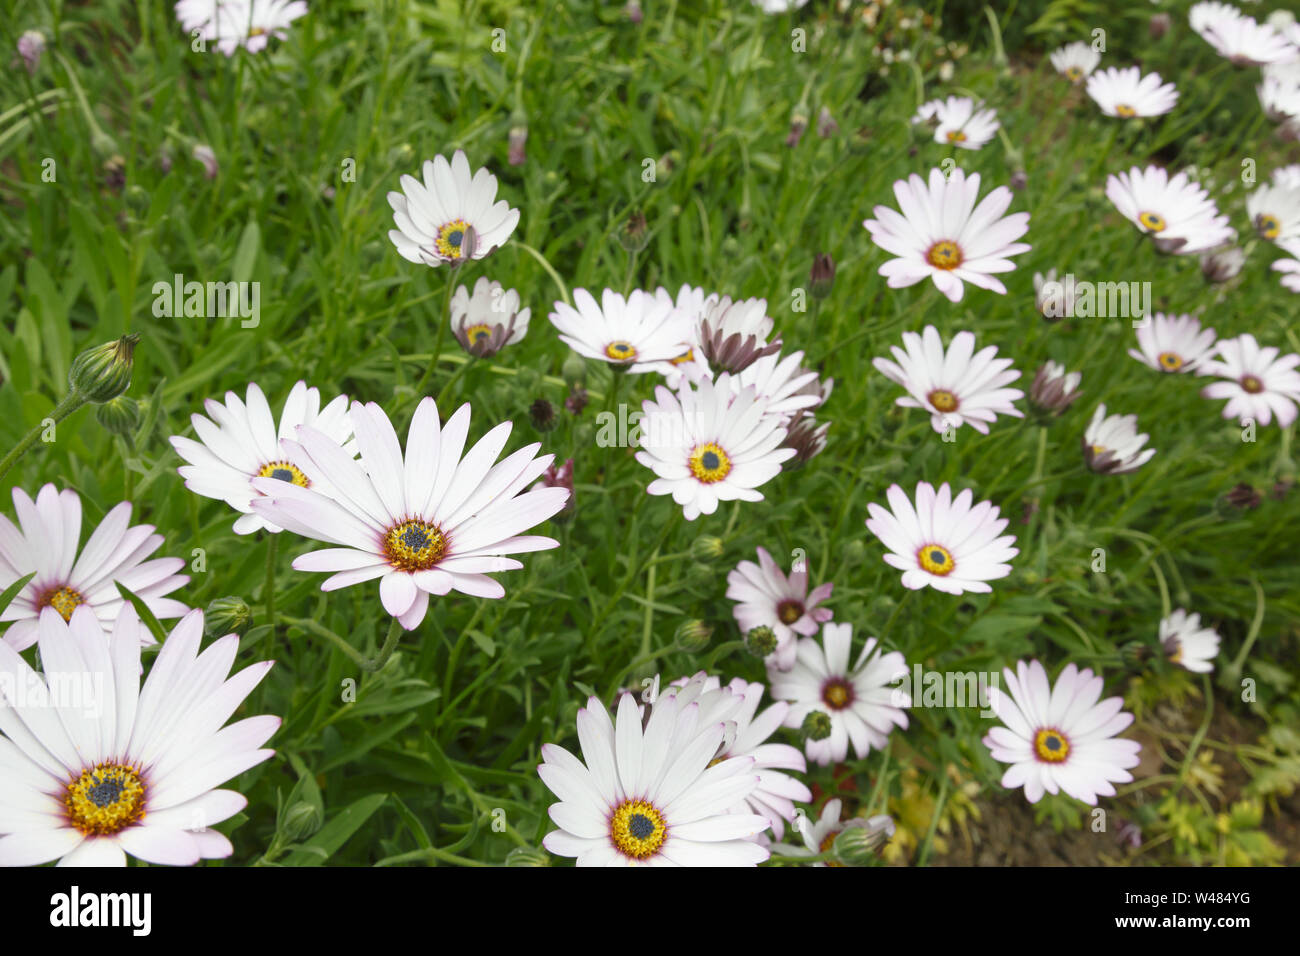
<box><xmin>1</xmin><ymin>0</ymin><xmax>1298</xmax><ymax>872</ymax></box>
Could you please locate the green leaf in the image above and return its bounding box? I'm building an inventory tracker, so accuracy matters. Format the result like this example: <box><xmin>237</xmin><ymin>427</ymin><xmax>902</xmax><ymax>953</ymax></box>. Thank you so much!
<box><xmin>114</xmin><ymin>581</ymin><xmax>169</xmax><ymax>644</ymax></box>
<box><xmin>280</xmin><ymin>794</ymin><xmax>387</xmax><ymax>866</ymax></box>
<box><xmin>0</xmin><ymin>571</ymin><xmax>36</xmax><ymax>616</ymax></box>
<box><xmin>232</xmin><ymin>219</ymin><xmax>261</xmax><ymax>285</ymax></box>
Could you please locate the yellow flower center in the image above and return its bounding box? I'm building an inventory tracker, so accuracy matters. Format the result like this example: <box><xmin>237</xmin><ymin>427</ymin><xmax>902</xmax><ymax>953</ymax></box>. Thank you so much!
<box><xmin>65</xmin><ymin>764</ymin><xmax>147</xmax><ymax>836</ymax></box>
<box><xmin>40</xmin><ymin>585</ymin><xmax>85</xmax><ymax>623</ymax></box>
<box><xmin>1138</xmin><ymin>211</ymin><xmax>1166</xmax><ymax>232</ymax></box>
<box><xmin>917</xmin><ymin>543</ymin><xmax>955</xmax><ymax>576</ymax></box>
<box><xmin>819</xmin><ymin>829</ymin><xmax>845</xmax><ymax>866</ymax></box>
<box><xmin>435</xmin><ymin>218</ymin><xmax>472</xmax><ymax>260</ymax></box>
<box><xmin>946</xmin><ymin>129</ymin><xmax>967</xmax><ymax>143</ymax></box>
<box><xmin>1157</xmin><ymin>351</ymin><xmax>1183</xmax><ymax>372</ymax></box>
<box><xmin>926</xmin><ymin>240</ymin><xmax>963</xmax><ymax>270</ymax></box>
<box><xmin>383</xmin><ymin>520</ymin><xmax>447</xmax><ymax>571</ymax></box>
<box><xmin>928</xmin><ymin>388</ymin><xmax>959</xmax><ymax>413</ymax></box>
<box><xmin>1090</xmin><ymin>443</ymin><xmax>1108</xmax><ymax>458</ymax></box>
<box><xmin>610</xmin><ymin>800</ymin><xmax>667</xmax><ymax>860</ymax></box>
<box><xmin>1240</xmin><ymin>374</ymin><xmax>1264</xmax><ymax>394</ymax></box>
<box><xmin>670</xmin><ymin>348</ymin><xmax>695</xmax><ymax>366</ymax></box>
<box><xmin>1256</xmin><ymin>214</ymin><xmax>1281</xmax><ymax>240</ymax></box>
<box><xmin>257</xmin><ymin>460</ymin><xmax>310</xmax><ymax>487</ymax></box>
<box><xmin>821</xmin><ymin>677</ymin><xmax>854</xmax><ymax>711</ymax></box>
<box><xmin>1033</xmin><ymin>728</ymin><xmax>1071</xmax><ymax>763</ymax></box>
<box><xmin>688</xmin><ymin>442</ymin><xmax>732</xmax><ymax>483</ymax></box>
<box><xmin>777</xmin><ymin>599</ymin><xmax>803</xmax><ymax>625</ymax></box>
<box><xmin>249</xmin><ymin>27</ymin><xmax>267</xmax><ymax>37</ymax></box>
<box><xmin>1065</xmin><ymin>66</ymin><xmax>1083</xmax><ymax>82</ymax></box>
<box><xmin>1115</xmin><ymin>104</ymin><xmax>1137</xmax><ymax>118</ymax></box>
<box><xmin>605</xmin><ymin>340</ymin><xmax>637</xmax><ymax>361</ymax></box>
<box><xmin>464</xmin><ymin>323</ymin><xmax>493</xmax><ymax>343</ymax></box>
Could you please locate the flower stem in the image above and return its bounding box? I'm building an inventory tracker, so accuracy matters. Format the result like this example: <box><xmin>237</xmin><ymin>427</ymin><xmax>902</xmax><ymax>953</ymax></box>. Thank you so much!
<box><xmin>263</xmin><ymin>532</ymin><xmax>279</xmax><ymax>634</ymax></box>
<box><xmin>364</xmin><ymin>617</ymin><xmax>406</xmax><ymax>673</ymax></box>
<box><xmin>410</xmin><ymin>270</ymin><xmax>459</xmax><ymax>405</ymax></box>
<box><xmin>0</xmin><ymin>392</ymin><xmax>85</xmax><ymax>482</ymax></box>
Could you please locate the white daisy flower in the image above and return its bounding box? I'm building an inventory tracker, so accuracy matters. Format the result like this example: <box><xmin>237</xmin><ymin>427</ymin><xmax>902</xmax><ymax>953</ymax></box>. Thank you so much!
<box><xmin>1189</xmin><ymin>1</ymin><xmax>1242</xmax><ymax>37</ymax></box>
<box><xmin>665</xmin><ymin>674</ymin><xmax>812</xmax><ymax>841</ymax></box>
<box><xmin>774</xmin><ymin>798</ymin><xmax>895</xmax><ymax>866</ymax></box>
<box><xmin>1086</xmin><ymin>66</ymin><xmax>1179</xmax><ymax>118</ymax></box>
<box><xmin>0</xmin><ymin>486</ymin><xmax>189</xmax><ymax>653</ymax></box>
<box><xmin>0</xmin><ymin>605</ymin><xmax>277</xmax><ymax>866</ymax></box>
<box><xmin>450</xmin><ymin>276</ymin><xmax>529</xmax><ymax>358</ymax></box>
<box><xmin>1198</xmin><ymin>13</ymin><xmax>1297</xmax><ymax>66</ymax></box>
<box><xmin>1274</xmin><ymin>236</ymin><xmax>1300</xmax><ymax>292</ymax></box>
<box><xmin>1028</xmin><ymin>361</ymin><xmax>1083</xmax><ymax>417</ymax></box>
<box><xmin>1245</xmin><ymin>181</ymin><xmax>1300</xmax><ymax>242</ymax></box>
<box><xmin>1034</xmin><ymin>268</ymin><xmax>1076</xmax><ymax>319</ymax></box>
<box><xmin>1257</xmin><ymin>73</ymin><xmax>1300</xmax><ymax>122</ymax></box>
<box><xmin>1159</xmin><ymin>609</ymin><xmax>1221</xmax><ymax>673</ymax></box>
<box><xmin>726</xmin><ymin>546</ymin><xmax>834</xmax><ymax>671</ymax></box>
<box><xmin>1199</xmin><ymin>333</ymin><xmax>1300</xmax><ymax>427</ymax></box>
<box><xmin>863</xmin><ymin>167</ymin><xmax>1031</xmax><ymax>303</ymax></box>
<box><xmin>537</xmin><ymin>691</ymin><xmax>770</xmax><ymax>866</ymax></box>
<box><xmin>873</xmin><ymin>325</ymin><xmax>1024</xmax><ymax>435</ymax></box>
<box><xmin>635</xmin><ymin>375</ymin><xmax>794</xmax><ymax>521</ymax></box>
<box><xmin>768</xmin><ymin>623</ymin><xmax>909</xmax><ymax>767</ymax></box>
<box><xmin>697</xmin><ymin>295</ymin><xmax>781</xmax><ymax>374</ymax></box>
<box><xmin>1128</xmin><ymin>313</ymin><xmax>1217</xmax><ymax>374</ymax></box>
<box><xmin>170</xmin><ymin>381</ymin><xmax>354</xmax><ymax>536</ymax></box>
<box><xmin>912</xmin><ymin>96</ymin><xmax>1000</xmax><ymax>149</ymax></box>
<box><xmin>751</xmin><ymin>0</ymin><xmax>809</xmax><ymax>12</ymax></box>
<box><xmin>983</xmin><ymin>659</ymin><xmax>1141</xmax><ymax>806</ymax></box>
<box><xmin>1049</xmin><ymin>41</ymin><xmax>1101</xmax><ymax>83</ymax></box>
<box><xmin>722</xmin><ymin>348</ymin><xmax>824</xmax><ymax>421</ymax></box>
<box><xmin>865</xmin><ymin>481</ymin><xmax>1018</xmax><ymax>595</ymax></box>
<box><xmin>248</xmin><ymin>397</ymin><xmax>569</xmax><ymax>630</ymax></box>
<box><xmin>640</xmin><ymin>284</ymin><xmax>719</xmax><ymax>385</ymax></box>
<box><xmin>1082</xmin><ymin>404</ymin><xmax>1156</xmax><ymax>474</ymax></box>
<box><xmin>180</xmin><ymin>0</ymin><xmax>308</xmax><ymax>56</ymax></box>
<box><xmin>548</xmin><ymin>287</ymin><xmax>690</xmax><ymax>370</ymax></box>
<box><xmin>387</xmin><ymin>150</ymin><xmax>520</xmax><ymax>268</ymax></box>
<box><xmin>1105</xmin><ymin>165</ymin><xmax>1234</xmax><ymax>255</ymax></box>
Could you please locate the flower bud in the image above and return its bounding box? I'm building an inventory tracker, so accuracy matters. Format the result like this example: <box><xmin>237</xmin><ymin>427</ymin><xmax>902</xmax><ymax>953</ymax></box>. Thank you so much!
<box><xmin>801</xmin><ymin>710</ymin><xmax>832</xmax><ymax>742</ymax></box>
<box><xmin>534</xmin><ymin>459</ymin><xmax>575</xmax><ymax>518</ymax></box>
<box><xmin>786</xmin><ymin>110</ymin><xmax>809</xmax><ymax>149</ymax></box>
<box><xmin>192</xmin><ymin>144</ymin><xmax>218</xmax><ymax>180</ymax></box>
<box><xmin>565</xmin><ymin>384</ymin><xmax>589</xmax><ymax>416</ymax></box>
<box><xmin>832</xmin><ymin>815</ymin><xmax>896</xmax><ymax>864</ymax></box>
<box><xmin>281</xmin><ymin>801</ymin><xmax>323</xmax><ymax>841</ymax></box>
<box><xmin>1200</xmin><ymin>245</ymin><xmax>1245</xmax><ymax>284</ymax></box>
<box><xmin>1120</xmin><ymin>640</ymin><xmax>1150</xmax><ymax>671</ymax></box>
<box><xmin>18</xmin><ymin>30</ymin><xmax>45</xmax><ymax>74</ymax></box>
<box><xmin>1009</xmin><ymin>169</ymin><xmax>1028</xmax><ymax>191</ymax></box>
<box><xmin>745</xmin><ymin>625</ymin><xmax>778</xmax><ymax>658</ymax></box>
<box><xmin>68</xmin><ymin>334</ymin><xmax>141</xmax><ymax>404</ymax></box>
<box><xmin>96</xmin><ymin>395</ymin><xmax>140</xmax><ymax>442</ymax></box>
<box><xmin>618</xmin><ymin>210</ymin><xmax>650</xmax><ymax>252</ymax></box>
<box><xmin>205</xmin><ymin>596</ymin><xmax>255</xmax><ymax>638</ymax></box>
<box><xmin>1028</xmin><ymin>362</ymin><xmax>1082</xmax><ymax>420</ymax></box>
<box><xmin>561</xmin><ymin>351</ymin><xmax>587</xmax><ymax>387</ymax></box>
<box><xmin>91</xmin><ymin>130</ymin><xmax>120</xmax><ymax>161</ymax></box>
<box><xmin>529</xmin><ymin>397</ymin><xmax>557</xmax><ymax>432</ymax></box>
<box><xmin>505</xmin><ymin>846</ymin><xmax>552</xmax><ymax>867</ymax></box>
<box><xmin>508</xmin><ymin>124</ymin><xmax>528</xmax><ymax>167</ymax></box>
<box><xmin>1149</xmin><ymin>12</ymin><xmax>1170</xmax><ymax>40</ymax></box>
<box><xmin>810</xmin><ymin>254</ymin><xmax>835</xmax><ymax>298</ymax></box>
<box><xmin>816</xmin><ymin>106</ymin><xmax>838</xmax><ymax>139</ymax></box>
<box><xmin>691</xmin><ymin>535</ymin><xmax>725</xmax><ymax>562</ymax></box>
<box><xmin>675</xmin><ymin>619</ymin><xmax>713</xmax><ymax>651</ymax></box>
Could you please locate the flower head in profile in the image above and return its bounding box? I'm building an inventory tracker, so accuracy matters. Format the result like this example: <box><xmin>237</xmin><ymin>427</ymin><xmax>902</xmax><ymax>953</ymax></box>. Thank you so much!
<box><xmin>726</xmin><ymin>546</ymin><xmax>833</xmax><ymax>671</ymax></box>
<box><xmin>640</xmin><ymin>284</ymin><xmax>719</xmax><ymax>385</ymax></box>
<box><xmin>450</xmin><ymin>277</ymin><xmax>530</xmax><ymax>358</ymax></box>
<box><xmin>1105</xmin><ymin>165</ymin><xmax>1234</xmax><ymax>255</ymax></box>
<box><xmin>1049</xmin><ymin>41</ymin><xmax>1101</xmax><ymax>83</ymax></box>
<box><xmin>1086</xmin><ymin>66</ymin><xmax>1178</xmax><ymax>118</ymax></box>
<box><xmin>0</xmin><ymin>606</ymin><xmax>277</xmax><ymax>866</ymax></box>
<box><xmin>865</xmin><ymin>482</ymin><xmax>1018</xmax><ymax>595</ymax></box>
<box><xmin>1082</xmin><ymin>405</ymin><xmax>1156</xmax><ymax>474</ymax></box>
<box><xmin>772</xmin><ymin>798</ymin><xmax>895</xmax><ymax>866</ymax></box>
<box><xmin>1027</xmin><ymin>361</ymin><xmax>1082</xmax><ymax>418</ymax></box>
<box><xmin>249</xmin><ymin>398</ymin><xmax>569</xmax><ymax>630</ymax></box>
<box><xmin>538</xmin><ymin>691</ymin><xmax>770</xmax><ymax>866</ymax></box>
<box><xmin>1199</xmin><ymin>333</ymin><xmax>1300</xmax><ymax>427</ymax></box>
<box><xmin>1159</xmin><ymin>609</ymin><xmax>1220</xmax><ymax>673</ymax></box>
<box><xmin>697</xmin><ymin>296</ymin><xmax>781</xmax><ymax>375</ymax></box>
<box><xmin>0</xmin><ymin>485</ymin><xmax>189</xmax><ymax>652</ymax></box>
<box><xmin>549</xmin><ymin>288</ymin><xmax>690</xmax><ymax>371</ymax></box>
<box><xmin>863</xmin><ymin>168</ymin><xmax>1031</xmax><ymax>303</ymax></box>
<box><xmin>387</xmin><ymin>150</ymin><xmax>520</xmax><ymax>268</ymax></box>
<box><xmin>170</xmin><ymin>381</ymin><xmax>354</xmax><ymax>536</ymax></box>
<box><xmin>983</xmin><ymin>660</ymin><xmax>1141</xmax><ymax>805</ymax></box>
<box><xmin>768</xmin><ymin>623</ymin><xmax>909</xmax><ymax>766</ymax></box>
<box><xmin>1128</xmin><ymin>313</ymin><xmax>1217</xmax><ymax>374</ymax></box>
<box><xmin>873</xmin><ymin>325</ymin><xmax>1023</xmax><ymax>434</ymax></box>
<box><xmin>912</xmin><ymin>96</ymin><xmax>1000</xmax><ymax>149</ymax></box>
<box><xmin>1195</xmin><ymin>11</ymin><xmax>1297</xmax><ymax>67</ymax></box>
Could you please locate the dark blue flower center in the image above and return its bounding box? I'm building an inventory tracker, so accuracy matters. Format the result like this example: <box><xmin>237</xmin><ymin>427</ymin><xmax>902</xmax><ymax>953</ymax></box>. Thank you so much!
<box><xmin>1044</xmin><ymin>735</ymin><xmax>1061</xmax><ymax>751</ymax></box>
<box><xmin>701</xmin><ymin>451</ymin><xmax>720</xmax><ymax>470</ymax></box>
<box><xmin>402</xmin><ymin>526</ymin><xmax>431</xmax><ymax>551</ymax></box>
<box><xmin>87</xmin><ymin>777</ymin><xmax>124</xmax><ymax>808</ymax></box>
<box><xmin>271</xmin><ymin>468</ymin><xmax>295</xmax><ymax>482</ymax></box>
<box><xmin>930</xmin><ymin>549</ymin><xmax>946</xmax><ymax>565</ymax></box>
<box><xmin>446</xmin><ymin>229</ymin><xmax>463</xmax><ymax>248</ymax></box>
<box><xmin>629</xmin><ymin>813</ymin><xmax>656</xmax><ymax>839</ymax></box>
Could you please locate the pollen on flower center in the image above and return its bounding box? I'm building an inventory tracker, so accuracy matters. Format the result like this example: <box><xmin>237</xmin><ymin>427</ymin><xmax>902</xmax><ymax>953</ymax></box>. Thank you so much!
<box><xmin>1256</xmin><ymin>214</ymin><xmax>1281</xmax><ymax>240</ymax></box>
<box><xmin>1138</xmin><ymin>210</ymin><xmax>1167</xmax><ymax>232</ymax></box>
<box><xmin>610</xmin><ymin>799</ymin><xmax>667</xmax><ymax>859</ymax></box>
<box><xmin>257</xmin><ymin>460</ymin><xmax>309</xmax><ymax>487</ymax></box>
<box><xmin>465</xmin><ymin>323</ymin><xmax>493</xmax><ymax>343</ymax></box>
<box><xmin>39</xmin><ymin>585</ymin><xmax>85</xmax><ymax>623</ymax></box>
<box><xmin>926</xmin><ymin>240</ymin><xmax>963</xmax><ymax>270</ymax></box>
<box><xmin>776</xmin><ymin>599</ymin><xmax>804</xmax><ymax>625</ymax></box>
<box><xmin>605</xmin><ymin>340</ymin><xmax>637</xmax><ymax>361</ymax></box>
<box><xmin>688</xmin><ymin>442</ymin><xmax>732</xmax><ymax>483</ymax></box>
<box><xmin>65</xmin><ymin>763</ymin><xmax>147</xmax><ymax>836</ymax></box>
<box><xmin>670</xmin><ymin>348</ymin><xmax>694</xmax><ymax>366</ymax></box>
<box><xmin>946</xmin><ymin>129</ymin><xmax>967</xmax><ymax>143</ymax></box>
<box><xmin>928</xmin><ymin>388</ymin><xmax>959</xmax><ymax>413</ymax></box>
<box><xmin>1033</xmin><ymin>727</ymin><xmax>1071</xmax><ymax>763</ymax></box>
<box><xmin>435</xmin><ymin>218</ymin><xmax>472</xmax><ymax>259</ymax></box>
<box><xmin>1115</xmin><ymin>104</ymin><xmax>1137</xmax><ymax>118</ymax></box>
<box><xmin>821</xmin><ymin>677</ymin><xmax>855</xmax><ymax>711</ymax></box>
<box><xmin>818</xmin><ymin>830</ymin><xmax>846</xmax><ymax>866</ymax></box>
<box><xmin>1066</xmin><ymin>66</ymin><xmax>1083</xmax><ymax>81</ymax></box>
<box><xmin>917</xmin><ymin>543</ymin><xmax>955</xmax><ymax>576</ymax></box>
<box><xmin>383</xmin><ymin>519</ymin><xmax>447</xmax><ymax>571</ymax></box>
<box><xmin>1157</xmin><ymin>352</ymin><xmax>1184</xmax><ymax>372</ymax></box>
<box><xmin>1240</xmin><ymin>374</ymin><xmax>1264</xmax><ymax>394</ymax></box>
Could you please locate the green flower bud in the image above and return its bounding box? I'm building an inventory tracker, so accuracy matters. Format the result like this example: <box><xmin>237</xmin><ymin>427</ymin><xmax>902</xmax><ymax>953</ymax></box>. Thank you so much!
<box><xmin>1120</xmin><ymin>640</ymin><xmax>1150</xmax><ymax>671</ymax></box>
<box><xmin>843</xmin><ymin>539</ymin><xmax>868</xmax><ymax>569</ymax></box>
<box><xmin>675</xmin><ymin>619</ymin><xmax>713</xmax><ymax>651</ymax></box>
<box><xmin>205</xmin><ymin>596</ymin><xmax>255</xmax><ymax>638</ymax></box>
<box><xmin>801</xmin><ymin>709</ymin><xmax>832</xmax><ymax>742</ymax></box>
<box><xmin>281</xmin><ymin>801</ymin><xmax>323</xmax><ymax>842</ymax></box>
<box><xmin>691</xmin><ymin>535</ymin><xmax>725</xmax><ymax>562</ymax></box>
<box><xmin>561</xmin><ymin>352</ymin><xmax>587</xmax><ymax>387</ymax></box>
<box><xmin>505</xmin><ymin>846</ymin><xmax>552</xmax><ymax>867</ymax></box>
<box><xmin>832</xmin><ymin>816</ymin><xmax>895</xmax><ymax>865</ymax></box>
<box><xmin>68</xmin><ymin>334</ymin><xmax>141</xmax><ymax>404</ymax></box>
<box><xmin>91</xmin><ymin>130</ymin><xmax>120</xmax><ymax>160</ymax></box>
<box><xmin>96</xmin><ymin>395</ymin><xmax>140</xmax><ymax>442</ymax></box>
<box><xmin>745</xmin><ymin>625</ymin><xmax>777</xmax><ymax>658</ymax></box>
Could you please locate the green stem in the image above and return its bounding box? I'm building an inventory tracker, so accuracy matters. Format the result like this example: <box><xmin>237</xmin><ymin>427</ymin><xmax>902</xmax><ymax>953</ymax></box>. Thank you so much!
<box><xmin>0</xmin><ymin>392</ymin><xmax>85</xmax><ymax>482</ymax></box>
<box><xmin>434</xmin><ymin>355</ymin><xmax>475</xmax><ymax>408</ymax></box>
<box><xmin>364</xmin><ymin>617</ymin><xmax>406</xmax><ymax>673</ymax></box>
<box><xmin>410</xmin><ymin>270</ymin><xmax>459</xmax><ymax>405</ymax></box>
<box><xmin>263</xmin><ymin>532</ymin><xmax>279</xmax><ymax>633</ymax></box>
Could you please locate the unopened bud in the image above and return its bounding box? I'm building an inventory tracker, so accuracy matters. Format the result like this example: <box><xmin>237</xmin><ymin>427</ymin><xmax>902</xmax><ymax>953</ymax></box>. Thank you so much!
<box><xmin>205</xmin><ymin>596</ymin><xmax>255</xmax><ymax>638</ymax></box>
<box><xmin>282</xmin><ymin>801</ymin><xmax>323</xmax><ymax>841</ymax></box>
<box><xmin>675</xmin><ymin>619</ymin><xmax>713</xmax><ymax>651</ymax></box>
<box><xmin>96</xmin><ymin>396</ymin><xmax>140</xmax><ymax>442</ymax></box>
<box><xmin>69</xmin><ymin>334</ymin><xmax>141</xmax><ymax>404</ymax></box>
<box><xmin>832</xmin><ymin>816</ymin><xmax>896</xmax><ymax>864</ymax></box>
<box><xmin>810</xmin><ymin>254</ymin><xmax>835</xmax><ymax>298</ymax></box>
<box><xmin>529</xmin><ymin>397</ymin><xmax>557</xmax><ymax>432</ymax></box>
<box><xmin>691</xmin><ymin>535</ymin><xmax>725</xmax><ymax>562</ymax></box>
<box><xmin>745</xmin><ymin>625</ymin><xmax>778</xmax><ymax>658</ymax></box>
<box><xmin>505</xmin><ymin>846</ymin><xmax>552</xmax><ymax>867</ymax></box>
<box><xmin>561</xmin><ymin>352</ymin><xmax>587</xmax><ymax>386</ymax></box>
<box><xmin>801</xmin><ymin>709</ymin><xmax>832</xmax><ymax>742</ymax></box>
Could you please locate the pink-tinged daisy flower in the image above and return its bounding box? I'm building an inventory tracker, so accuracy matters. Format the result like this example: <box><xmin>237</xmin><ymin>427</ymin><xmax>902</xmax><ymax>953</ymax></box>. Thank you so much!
<box><xmin>0</xmin><ymin>605</ymin><xmax>277</xmax><ymax>866</ymax></box>
<box><xmin>1274</xmin><ymin>237</ymin><xmax>1300</xmax><ymax>292</ymax></box>
<box><xmin>387</xmin><ymin>150</ymin><xmax>520</xmax><ymax>268</ymax></box>
<box><xmin>773</xmin><ymin>798</ymin><xmax>895</xmax><ymax>866</ymax></box>
<box><xmin>635</xmin><ymin>375</ymin><xmax>794</xmax><ymax>521</ymax></box>
<box><xmin>983</xmin><ymin>659</ymin><xmax>1141</xmax><ymax>806</ymax></box>
<box><xmin>1159</xmin><ymin>609</ymin><xmax>1221</xmax><ymax>673</ymax></box>
<box><xmin>912</xmin><ymin>96</ymin><xmax>1000</xmax><ymax>149</ymax></box>
<box><xmin>170</xmin><ymin>381</ymin><xmax>354</xmax><ymax>536</ymax></box>
<box><xmin>768</xmin><ymin>623</ymin><xmax>909</xmax><ymax>767</ymax></box>
<box><xmin>449</xmin><ymin>277</ymin><xmax>530</xmax><ymax>358</ymax></box>
<box><xmin>538</xmin><ymin>691</ymin><xmax>770</xmax><ymax>866</ymax></box>
<box><xmin>1027</xmin><ymin>361</ymin><xmax>1083</xmax><ymax>418</ymax></box>
<box><xmin>723</xmin><ymin>348</ymin><xmax>825</xmax><ymax>421</ymax></box>
<box><xmin>1105</xmin><ymin>165</ymin><xmax>1234</xmax><ymax>255</ymax></box>
<box><xmin>666</xmin><ymin>674</ymin><xmax>812</xmax><ymax>841</ymax></box>
<box><xmin>1128</xmin><ymin>313</ymin><xmax>1217</xmax><ymax>374</ymax></box>
<box><xmin>1189</xmin><ymin>1</ymin><xmax>1241</xmax><ymax>37</ymax></box>
<box><xmin>726</xmin><ymin>546</ymin><xmax>833</xmax><ymax>671</ymax></box>
<box><xmin>1199</xmin><ymin>333</ymin><xmax>1300</xmax><ymax>427</ymax></box>
<box><xmin>0</xmin><ymin>486</ymin><xmax>189</xmax><ymax>653</ymax></box>
<box><xmin>1086</xmin><ymin>65</ymin><xmax>1179</xmax><ymax>118</ymax></box>
<box><xmin>548</xmin><ymin>288</ymin><xmax>690</xmax><ymax>371</ymax></box>
<box><xmin>248</xmin><ymin>398</ymin><xmax>569</xmax><ymax>630</ymax></box>
<box><xmin>179</xmin><ymin>0</ymin><xmax>309</xmax><ymax>56</ymax></box>
<box><xmin>1049</xmin><ymin>41</ymin><xmax>1101</xmax><ymax>83</ymax></box>
<box><xmin>873</xmin><ymin>325</ymin><xmax>1023</xmax><ymax>435</ymax></box>
<box><xmin>1198</xmin><ymin>12</ymin><xmax>1297</xmax><ymax>67</ymax></box>
<box><xmin>641</xmin><ymin>284</ymin><xmax>719</xmax><ymax>386</ymax></box>
<box><xmin>865</xmin><ymin>482</ymin><xmax>1018</xmax><ymax>595</ymax></box>
<box><xmin>1257</xmin><ymin>72</ymin><xmax>1300</xmax><ymax>122</ymax></box>
<box><xmin>697</xmin><ymin>295</ymin><xmax>781</xmax><ymax>374</ymax></box>
<box><xmin>1245</xmin><ymin>181</ymin><xmax>1300</xmax><ymax>242</ymax></box>
<box><xmin>1082</xmin><ymin>404</ymin><xmax>1156</xmax><ymax>474</ymax></box>
<box><xmin>863</xmin><ymin>167</ymin><xmax>1031</xmax><ymax>303</ymax></box>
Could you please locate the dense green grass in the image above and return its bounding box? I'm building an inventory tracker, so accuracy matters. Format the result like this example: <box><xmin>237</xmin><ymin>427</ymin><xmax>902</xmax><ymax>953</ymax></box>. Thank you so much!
<box><xmin>2</xmin><ymin>0</ymin><xmax>1298</xmax><ymax>865</ymax></box>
